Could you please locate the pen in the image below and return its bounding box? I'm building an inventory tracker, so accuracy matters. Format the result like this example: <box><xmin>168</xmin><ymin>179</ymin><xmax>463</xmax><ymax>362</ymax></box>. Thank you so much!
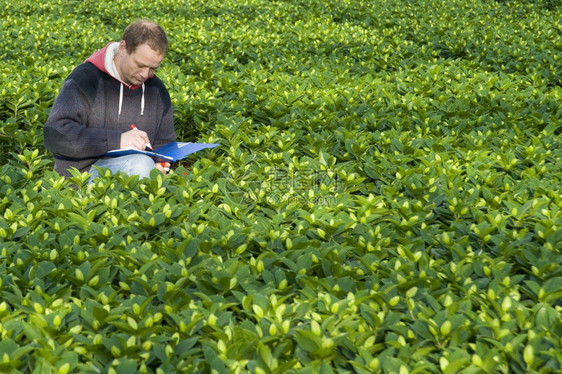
<box><xmin>130</xmin><ymin>124</ymin><xmax>152</xmax><ymax>150</ymax></box>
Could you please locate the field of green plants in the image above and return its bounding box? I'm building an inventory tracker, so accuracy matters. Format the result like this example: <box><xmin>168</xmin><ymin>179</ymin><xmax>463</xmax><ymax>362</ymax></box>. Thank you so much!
<box><xmin>1</xmin><ymin>0</ymin><xmax>561</xmax><ymax>373</ymax></box>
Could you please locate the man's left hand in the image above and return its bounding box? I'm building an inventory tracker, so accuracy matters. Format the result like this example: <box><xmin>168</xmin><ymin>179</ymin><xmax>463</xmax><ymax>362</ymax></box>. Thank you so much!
<box><xmin>156</xmin><ymin>161</ymin><xmax>170</xmax><ymax>174</ymax></box>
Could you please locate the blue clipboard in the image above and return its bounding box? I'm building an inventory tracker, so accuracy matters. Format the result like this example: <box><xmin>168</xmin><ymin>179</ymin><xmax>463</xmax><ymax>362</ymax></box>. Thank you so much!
<box><xmin>104</xmin><ymin>142</ymin><xmax>219</xmax><ymax>162</ymax></box>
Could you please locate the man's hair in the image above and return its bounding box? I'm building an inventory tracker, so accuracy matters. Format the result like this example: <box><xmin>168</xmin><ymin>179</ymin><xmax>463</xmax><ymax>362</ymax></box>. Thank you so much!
<box><xmin>122</xmin><ymin>19</ymin><xmax>168</xmax><ymax>55</ymax></box>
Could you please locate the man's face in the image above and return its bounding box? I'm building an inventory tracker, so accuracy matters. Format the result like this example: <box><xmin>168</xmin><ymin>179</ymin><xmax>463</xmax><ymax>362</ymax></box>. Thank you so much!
<box><xmin>116</xmin><ymin>41</ymin><xmax>165</xmax><ymax>86</ymax></box>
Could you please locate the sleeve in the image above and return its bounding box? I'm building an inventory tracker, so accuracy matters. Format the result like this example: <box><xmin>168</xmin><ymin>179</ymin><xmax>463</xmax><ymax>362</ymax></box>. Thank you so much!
<box><xmin>43</xmin><ymin>76</ymin><xmax>122</xmax><ymax>159</ymax></box>
<box><xmin>151</xmin><ymin>84</ymin><xmax>176</xmax><ymax>150</ymax></box>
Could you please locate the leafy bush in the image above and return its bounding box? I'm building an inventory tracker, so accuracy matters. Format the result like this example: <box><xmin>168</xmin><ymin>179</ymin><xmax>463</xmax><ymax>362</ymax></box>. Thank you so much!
<box><xmin>0</xmin><ymin>0</ymin><xmax>561</xmax><ymax>373</ymax></box>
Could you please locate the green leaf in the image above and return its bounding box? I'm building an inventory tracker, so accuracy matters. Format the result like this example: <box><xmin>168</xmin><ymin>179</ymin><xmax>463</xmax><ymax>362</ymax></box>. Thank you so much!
<box><xmin>295</xmin><ymin>330</ymin><xmax>321</xmax><ymax>353</ymax></box>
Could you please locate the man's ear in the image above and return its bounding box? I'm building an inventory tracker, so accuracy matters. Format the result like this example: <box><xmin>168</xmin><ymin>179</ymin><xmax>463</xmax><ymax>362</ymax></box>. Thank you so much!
<box><xmin>118</xmin><ymin>40</ymin><xmax>128</xmax><ymax>55</ymax></box>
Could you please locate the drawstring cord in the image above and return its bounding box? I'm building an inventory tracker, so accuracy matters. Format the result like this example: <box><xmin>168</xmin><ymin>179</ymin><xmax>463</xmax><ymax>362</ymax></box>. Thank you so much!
<box><xmin>141</xmin><ymin>83</ymin><xmax>145</xmax><ymax>116</ymax></box>
<box><xmin>118</xmin><ymin>83</ymin><xmax>123</xmax><ymax>117</ymax></box>
<box><xmin>118</xmin><ymin>82</ymin><xmax>145</xmax><ymax>117</ymax></box>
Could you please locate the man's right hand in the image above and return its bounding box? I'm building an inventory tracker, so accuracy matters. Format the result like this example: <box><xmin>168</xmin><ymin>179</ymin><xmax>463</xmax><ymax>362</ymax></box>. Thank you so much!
<box><xmin>121</xmin><ymin>128</ymin><xmax>151</xmax><ymax>150</ymax></box>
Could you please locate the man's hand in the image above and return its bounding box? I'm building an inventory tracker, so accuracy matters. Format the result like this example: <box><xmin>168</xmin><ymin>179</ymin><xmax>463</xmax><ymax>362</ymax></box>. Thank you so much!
<box><xmin>121</xmin><ymin>128</ymin><xmax>151</xmax><ymax>150</ymax></box>
<box><xmin>155</xmin><ymin>162</ymin><xmax>170</xmax><ymax>174</ymax></box>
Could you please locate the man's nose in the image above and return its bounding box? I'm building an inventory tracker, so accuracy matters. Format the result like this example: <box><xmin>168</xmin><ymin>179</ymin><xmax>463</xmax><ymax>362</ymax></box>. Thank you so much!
<box><xmin>140</xmin><ymin>68</ymin><xmax>151</xmax><ymax>79</ymax></box>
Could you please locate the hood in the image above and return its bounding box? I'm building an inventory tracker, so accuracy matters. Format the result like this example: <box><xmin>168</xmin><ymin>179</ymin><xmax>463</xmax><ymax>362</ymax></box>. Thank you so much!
<box><xmin>85</xmin><ymin>42</ymin><xmax>146</xmax><ymax>116</ymax></box>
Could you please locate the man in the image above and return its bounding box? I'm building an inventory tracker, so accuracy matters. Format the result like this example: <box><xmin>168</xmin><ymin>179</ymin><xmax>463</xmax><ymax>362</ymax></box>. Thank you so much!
<box><xmin>44</xmin><ymin>19</ymin><xmax>175</xmax><ymax>179</ymax></box>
